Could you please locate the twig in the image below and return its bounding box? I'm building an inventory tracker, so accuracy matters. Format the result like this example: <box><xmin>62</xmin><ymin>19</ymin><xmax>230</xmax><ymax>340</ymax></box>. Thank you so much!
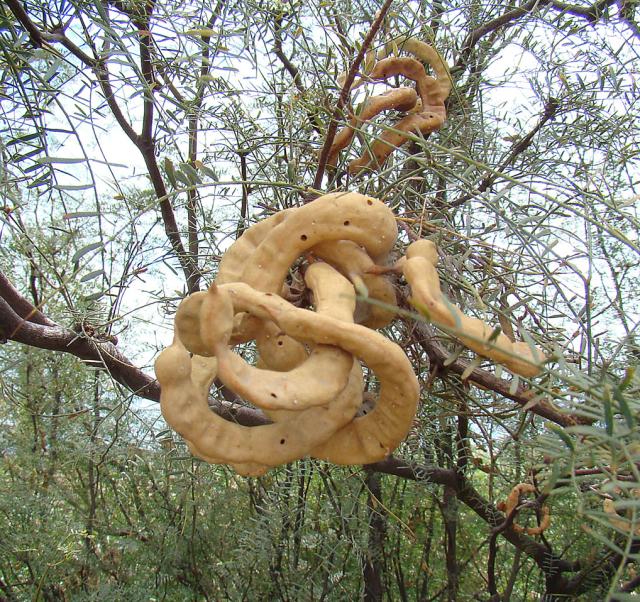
<box><xmin>273</xmin><ymin>14</ymin><xmax>304</xmax><ymax>93</ymax></box>
<box><xmin>5</xmin><ymin>1</ymin><xmax>200</xmax><ymax>291</ymax></box>
<box><xmin>619</xmin><ymin>572</ymin><xmax>640</xmax><ymax>593</ymax></box>
<box><xmin>410</xmin><ymin>317</ymin><xmax>585</xmax><ymax>428</ymax></box>
<box><xmin>236</xmin><ymin>150</ymin><xmax>250</xmax><ymax>238</ymax></box>
<box><xmin>311</xmin><ymin>0</ymin><xmax>394</xmax><ymax>194</ymax></box>
<box><xmin>272</xmin><ymin>13</ymin><xmax>323</xmax><ymax>136</ymax></box>
<box><xmin>449</xmin><ymin>98</ymin><xmax>559</xmax><ymax>208</ymax></box>
<box><xmin>186</xmin><ymin>2</ymin><xmax>227</xmax><ymax>291</ymax></box>
<box><xmin>454</xmin><ymin>0</ymin><xmax>617</xmax><ymax>74</ymax></box>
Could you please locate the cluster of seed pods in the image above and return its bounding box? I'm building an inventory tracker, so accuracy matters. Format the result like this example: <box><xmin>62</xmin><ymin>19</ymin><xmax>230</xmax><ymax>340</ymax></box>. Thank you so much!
<box><xmin>155</xmin><ymin>192</ymin><xmax>545</xmax><ymax>476</ymax></box>
<box><xmin>499</xmin><ymin>483</ymin><xmax>551</xmax><ymax>536</ymax></box>
<box><xmin>329</xmin><ymin>36</ymin><xmax>452</xmax><ymax>174</ymax></box>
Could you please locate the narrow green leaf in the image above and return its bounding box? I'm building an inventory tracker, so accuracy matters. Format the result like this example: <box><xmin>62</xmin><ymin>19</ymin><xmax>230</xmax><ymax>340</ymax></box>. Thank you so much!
<box><xmin>82</xmin><ymin>291</ymin><xmax>105</xmax><ymax>302</ymax></box>
<box><xmin>54</xmin><ymin>183</ymin><xmax>95</xmax><ymax>191</ymax></box>
<box><xmin>36</xmin><ymin>156</ymin><xmax>86</xmax><ymax>165</ymax></box>
<box><xmin>72</xmin><ymin>242</ymin><xmax>104</xmax><ymax>265</ymax></box>
<box><xmin>620</xmin><ymin>366</ymin><xmax>636</xmax><ymax>390</ymax></box>
<box><xmin>201</xmin><ymin>165</ymin><xmax>218</xmax><ymax>181</ymax></box>
<box><xmin>80</xmin><ymin>269</ymin><xmax>104</xmax><ymax>282</ymax></box>
<box><xmin>164</xmin><ymin>157</ymin><xmax>178</xmax><ymax>188</ymax></box>
<box><xmin>6</xmin><ymin>132</ymin><xmax>40</xmax><ymax>147</ymax></box>
<box><xmin>179</xmin><ymin>162</ymin><xmax>202</xmax><ymax>185</ymax></box>
<box><xmin>548</xmin><ymin>424</ymin><xmax>575</xmax><ymax>452</ymax></box>
<box><xmin>63</xmin><ymin>211</ymin><xmax>99</xmax><ymax>220</ymax></box>
<box><xmin>613</xmin><ymin>387</ymin><xmax>634</xmax><ymax>430</ymax></box>
<box><xmin>13</xmin><ymin>147</ymin><xmax>42</xmax><ymax>162</ymax></box>
<box><xmin>603</xmin><ymin>387</ymin><xmax>614</xmax><ymax>436</ymax></box>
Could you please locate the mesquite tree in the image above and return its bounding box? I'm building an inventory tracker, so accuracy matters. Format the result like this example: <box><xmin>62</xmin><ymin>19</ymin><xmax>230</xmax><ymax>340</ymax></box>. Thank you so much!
<box><xmin>1</xmin><ymin>0</ymin><xmax>639</xmax><ymax>599</ymax></box>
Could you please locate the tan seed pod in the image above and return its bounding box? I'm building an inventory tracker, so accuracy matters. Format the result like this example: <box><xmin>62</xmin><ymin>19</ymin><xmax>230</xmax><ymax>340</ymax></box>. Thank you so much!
<box><xmin>401</xmin><ymin>239</ymin><xmax>545</xmax><ymax>377</ymax></box>
<box><xmin>377</xmin><ymin>36</ymin><xmax>452</xmax><ymax>104</ymax></box>
<box><xmin>216</xmin><ymin>209</ymin><xmax>293</xmax><ymax>285</ymax></box>
<box><xmin>503</xmin><ymin>483</ymin><xmax>551</xmax><ymax>536</ymax></box>
<box><xmin>240</xmin><ymin>191</ymin><xmax>397</xmax><ymax>294</ymax></box>
<box><xmin>328</xmin><ymin>87</ymin><xmax>418</xmax><ymax>168</ymax></box>
<box><xmin>256</xmin><ymin>321</ymin><xmax>308</xmax><ymax>372</ymax></box>
<box><xmin>155</xmin><ymin>304</ymin><xmax>364</xmax><ymax>476</ymax></box>
<box><xmin>349</xmin><ymin>110</ymin><xmax>446</xmax><ymax>174</ymax></box>
<box><xmin>212</xmin><ymin>263</ymin><xmax>356</xmax><ymax>410</ymax></box>
<box><xmin>211</xmin><ymin>279</ymin><xmax>419</xmax><ymax>464</ymax></box>
<box><xmin>177</xmin><ymin>279</ymin><xmax>417</xmax><ymax>464</ymax></box>
<box><xmin>312</xmin><ymin>239</ymin><xmax>397</xmax><ymax>329</ymax></box>
<box><xmin>335</xmin><ymin>38</ymin><xmax>451</xmax><ymax>175</ymax></box>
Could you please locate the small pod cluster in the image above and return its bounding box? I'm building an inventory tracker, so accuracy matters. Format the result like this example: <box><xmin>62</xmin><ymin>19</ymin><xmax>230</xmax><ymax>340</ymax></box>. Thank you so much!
<box><xmin>499</xmin><ymin>483</ymin><xmax>551</xmax><ymax>536</ymax></box>
<box><xmin>155</xmin><ymin>192</ymin><xmax>546</xmax><ymax>476</ymax></box>
<box><xmin>329</xmin><ymin>36</ymin><xmax>452</xmax><ymax>175</ymax></box>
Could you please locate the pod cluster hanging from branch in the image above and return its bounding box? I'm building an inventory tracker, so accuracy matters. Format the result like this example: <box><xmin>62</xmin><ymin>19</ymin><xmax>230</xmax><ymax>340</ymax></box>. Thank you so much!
<box><xmin>155</xmin><ymin>191</ymin><xmax>546</xmax><ymax>476</ymax></box>
<box><xmin>328</xmin><ymin>36</ymin><xmax>452</xmax><ymax>175</ymax></box>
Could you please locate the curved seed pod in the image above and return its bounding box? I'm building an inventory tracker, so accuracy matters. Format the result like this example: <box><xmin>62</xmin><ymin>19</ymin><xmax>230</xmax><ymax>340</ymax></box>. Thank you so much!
<box><xmin>256</xmin><ymin>321</ymin><xmax>308</xmax><ymax>371</ymax></box>
<box><xmin>378</xmin><ymin>36</ymin><xmax>452</xmax><ymax>104</ymax></box>
<box><xmin>503</xmin><ymin>483</ymin><xmax>551</xmax><ymax>536</ymax></box>
<box><xmin>211</xmin><ymin>281</ymin><xmax>418</xmax><ymax>464</ymax></box>
<box><xmin>328</xmin><ymin>87</ymin><xmax>418</xmax><ymax>168</ymax></box>
<box><xmin>212</xmin><ymin>263</ymin><xmax>355</xmax><ymax>410</ymax></box>
<box><xmin>216</xmin><ymin>210</ymin><xmax>294</xmax><ymax>347</ymax></box>
<box><xmin>155</xmin><ymin>321</ymin><xmax>364</xmax><ymax>477</ymax></box>
<box><xmin>341</xmin><ymin>39</ymin><xmax>451</xmax><ymax>175</ymax></box>
<box><xmin>367</xmin><ymin>57</ymin><xmax>434</xmax><ymax>109</ymax></box>
<box><xmin>232</xmin><ymin>192</ymin><xmax>397</xmax><ymax>341</ymax></box>
<box><xmin>216</xmin><ymin>209</ymin><xmax>292</xmax><ymax>284</ymax></box>
<box><xmin>312</xmin><ymin>239</ymin><xmax>397</xmax><ymax>329</ymax></box>
<box><xmin>241</xmin><ymin>192</ymin><xmax>397</xmax><ymax>292</ymax></box>
<box><xmin>357</xmin><ymin>273</ymin><xmax>397</xmax><ymax>329</ymax></box>
<box><xmin>349</xmin><ymin>110</ymin><xmax>446</xmax><ymax>174</ymax></box>
<box><xmin>261</xmin><ymin>262</ymin><xmax>358</xmax><ymax>422</ymax></box>
<box><xmin>402</xmin><ymin>239</ymin><xmax>545</xmax><ymax>377</ymax></box>
<box><xmin>175</xmin><ymin>283</ymin><xmax>234</xmax><ymax>356</ymax></box>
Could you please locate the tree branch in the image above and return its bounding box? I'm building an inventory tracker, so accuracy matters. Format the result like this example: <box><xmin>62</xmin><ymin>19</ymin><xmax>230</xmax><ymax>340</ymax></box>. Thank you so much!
<box><xmin>0</xmin><ymin>272</ymin><xmax>56</xmax><ymax>327</ymax></box>
<box><xmin>454</xmin><ymin>0</ymin><xmax>618</xmax><ymax>74</ymax></box>
<box><xmin>411</xmin><ymin>320</ymin><xmax>583</xmax><ymax>428</ymax></box>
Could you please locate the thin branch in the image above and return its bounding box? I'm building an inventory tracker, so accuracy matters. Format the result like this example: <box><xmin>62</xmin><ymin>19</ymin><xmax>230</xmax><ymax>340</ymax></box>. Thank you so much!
<box><xmin>3</xmin><ymin>0</ymin><xmax>44</xmax><ymax>46</ymax></box>
<box><xmin>487</xmin><ymin>504</ymin><xmax>519</xmax><ymax>597</ymax></box>
<box><xmin>449</xmin><ymin>97</ymin><xmax>559</xmax><ymax>208</ymax></box>
<box><xmin>618</xmin><ymin>572</ymin><xmax>640</xmax><ymax>594</ymax></box>
<box><xmin>236</xmin><ymin>150</ymin><xmax>249</xmax><ymax>238</ymax></box>
<box><xmin>5</xmin><ymin>1</ymin><xmax>199</xmax><ymax>290</ymax></box>
<box><xmin>411</xmin><ymin>319</ymin><xmax>584</xmax><ymax>428</ymax></box>
<box><xmin>272</xmin><ymin>13</ymin><xmax>323</xmax><ymax>136</ymax></box>
<box><xmin>311</xmin><ymin>0</ymin><xmax>394</xmax><ymax>193</ymax></box>
<box><xmin>185</xmin><ymin>2</ymin><xmax>226</xmax><ymax>291</ymax></box>
<box><xmin>454</xmin><ymin>0</ymin><xmax>617</xmax><ymax>74</ymax></box>
<box><xmin>136</xmin><ymin>0</ymin><xmax>156</xmax><ymax>144</ymax></box>
<box><xmin>273</xmin><ymin>14</ymin><xmax>303</xmax><ymax>93</ymax></box>
<box><xmin>550</xmin><ymin>0</ymin><xmax>617</xmax><ymax>21</ymax></box>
